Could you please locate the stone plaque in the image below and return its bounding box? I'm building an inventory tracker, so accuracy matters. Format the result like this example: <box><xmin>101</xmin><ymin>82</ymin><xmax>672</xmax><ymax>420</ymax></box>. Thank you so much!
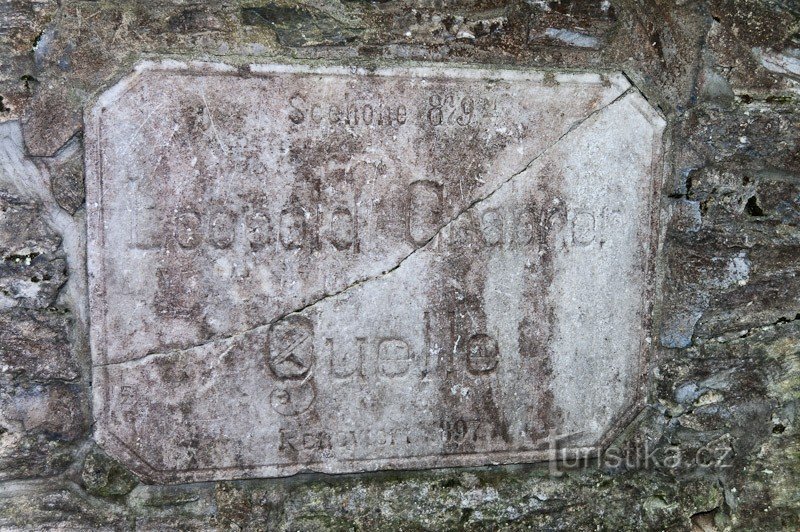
<box><xmin>86</xmin><ymin>61</ymin><xmax>665</xmax><ymax>483</ymax></box>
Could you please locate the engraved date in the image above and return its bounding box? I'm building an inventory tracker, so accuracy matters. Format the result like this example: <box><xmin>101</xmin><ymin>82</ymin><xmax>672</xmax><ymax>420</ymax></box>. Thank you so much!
<box><xmin>426</xmin><ymin>93</ymin><xmax>497</xmax><ymax>127</ymax></box>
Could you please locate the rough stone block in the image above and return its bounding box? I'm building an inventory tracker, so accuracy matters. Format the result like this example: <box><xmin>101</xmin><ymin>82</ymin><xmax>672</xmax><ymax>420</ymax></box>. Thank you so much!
<box><xmin>0</xmin><ymin>189</ymin><xmax>67</xmax><ymax>310</ymax></box>
<box><xmin>0</xmin><ymin>309</ymin><xmax>76</xmax><ymax>382</ymax></box>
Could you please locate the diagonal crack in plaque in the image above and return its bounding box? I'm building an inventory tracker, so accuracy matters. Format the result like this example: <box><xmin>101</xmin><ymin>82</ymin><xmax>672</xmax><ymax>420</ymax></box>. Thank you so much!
<box><xmin>100</xmin><ymin>88</ymin><xmax>636</xmax><ymax>368</ymax></box>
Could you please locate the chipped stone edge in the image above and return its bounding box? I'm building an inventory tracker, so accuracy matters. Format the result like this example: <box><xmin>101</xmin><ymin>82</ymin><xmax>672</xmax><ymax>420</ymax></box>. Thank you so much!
<box><xmin>85</xmin><ymin>60</ymin><xmax>666</xmax><ymax>484</ymax></box>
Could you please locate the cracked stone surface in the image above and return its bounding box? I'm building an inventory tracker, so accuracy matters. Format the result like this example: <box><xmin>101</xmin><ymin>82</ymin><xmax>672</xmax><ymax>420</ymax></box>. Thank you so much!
<box><xmin>86</xmin><ymin>62</ymin><xmax>664</xmax><ymax>482</ymax></box>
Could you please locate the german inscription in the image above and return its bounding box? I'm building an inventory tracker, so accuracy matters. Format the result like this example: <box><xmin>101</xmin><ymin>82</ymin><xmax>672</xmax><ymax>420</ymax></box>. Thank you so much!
<box><xmin>86</xmin><ymin>62</ymin><xmax>665</xmax><ymax>483</ymax></box>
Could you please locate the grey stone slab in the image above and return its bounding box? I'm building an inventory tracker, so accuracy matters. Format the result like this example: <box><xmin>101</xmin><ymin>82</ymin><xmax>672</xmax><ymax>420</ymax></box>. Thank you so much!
<box><xmin>85</xmin><ymin>61</ymin><xmax>665</xmax><ymax>483</ymax></box>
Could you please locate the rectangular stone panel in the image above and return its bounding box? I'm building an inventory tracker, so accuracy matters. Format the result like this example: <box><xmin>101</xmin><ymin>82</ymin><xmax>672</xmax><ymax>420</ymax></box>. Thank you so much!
<box><xmin>86</xmin><ymin>61</ymin><xmax>665</xmax><ymax>483</ymax></box>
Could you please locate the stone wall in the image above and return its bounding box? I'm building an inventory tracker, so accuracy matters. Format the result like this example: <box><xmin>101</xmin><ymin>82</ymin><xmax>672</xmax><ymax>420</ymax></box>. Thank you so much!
<box><xmin>0</xmin><ymin>1</ymin><xmax>798</xmax><ymax>530</ymax></box>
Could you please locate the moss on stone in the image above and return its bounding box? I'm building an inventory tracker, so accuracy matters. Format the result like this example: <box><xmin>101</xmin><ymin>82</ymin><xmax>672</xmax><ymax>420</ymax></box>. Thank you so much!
<box><xmin>80</xmin><ymin>448</ymin><xmax>139</xmax><ymax>499</ymax></box>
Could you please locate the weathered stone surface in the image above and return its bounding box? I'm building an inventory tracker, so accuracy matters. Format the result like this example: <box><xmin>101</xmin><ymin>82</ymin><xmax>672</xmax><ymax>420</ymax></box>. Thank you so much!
<box><xmin>0</xmin><ymin>0</ymin><xmax>56</xmax><ymax>120</ymax></box>
<box><xmin>1</xmin><ymin>0</ymin><xmax>799</xmax><ymax>529</ymax></box>
<box><xmin>47</xmin><ymin>139</ymin><xmax>86</xmax><ymax>215</ymax></box>
<box><xmin>0</xmin><ymin>309</ymin><xmax>76</xmax><ymax>382</ymax></box>
<box><xmin>0</xmin><ymin>481</ymin><xmax>126</xmax><ymax>530</ymax></box>
<box><xmin>21</xmin><ymin>86</ymin><xmax>83</xmax><ymax>157</ymax></box>
<box><xmin>526</xmin><ymin>0</ymin><xmax>617</xmax><ymax>50</ymax></box>
<box><xmin>242</xmin><ymin>4</ymin><xmax>364</xmax><ymax>46</ymax></box>
<box><xmin>80</xmin><ymin>447</ymin><xmax>139</xmax><ymax>499</ymax></box>
<box><xmin>85</xmin><ymin>62</ymin><xmax>664</xmax><ymax>482</ymax></box>
<box><xmin>0</xmin><ymin>381</ymin><xmax>87</xmax><ymax>480</ymax></box>
<box><xmin>0</xmin><ymin>120</ymin><xmax>85</xmax><ymax>483</ymax></box>
<box><xmin>0</xmin><ymin>188</ymin><xmax>67</xmax><ymax>310</ymax></box>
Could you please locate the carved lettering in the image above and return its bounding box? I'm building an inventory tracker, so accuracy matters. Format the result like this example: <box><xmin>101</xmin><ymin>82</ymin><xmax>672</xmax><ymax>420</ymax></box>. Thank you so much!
<box><xmin>88</xmin><ymin>63</ymin><xmax>663</xmax><ymax>482</ymax></box>
<box><xmin>407</xmin><ymin>180</ymin><xmax>443</xmax><ymax>245</ymax></box>
<box><xmin>467</xmin><ymin>333</ymin><xmax>499</xmax><ymax>374</ymax></box>
<box><xmin>290</xmin><ymin>95</ymin><xmax>407</xmax><ymax>128</ymax></box>
<box><xmin>279</xmin><ymin>206</ymin><xmax>306</xmax><ymax>250</ymax></box>
<box><xmin>378</xmin><ymin>338</ymin><xmax>413</xmax><ymax>377</ymax></box>
<box><xmin>267</xmin><ymin>316</ymin><xmax>314</xmax><ymax>380</ymax></box>
<box><xmin>174</xmin><ymin>210</ymin><xmax>203</xmax><ymax>249</ymax></box>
